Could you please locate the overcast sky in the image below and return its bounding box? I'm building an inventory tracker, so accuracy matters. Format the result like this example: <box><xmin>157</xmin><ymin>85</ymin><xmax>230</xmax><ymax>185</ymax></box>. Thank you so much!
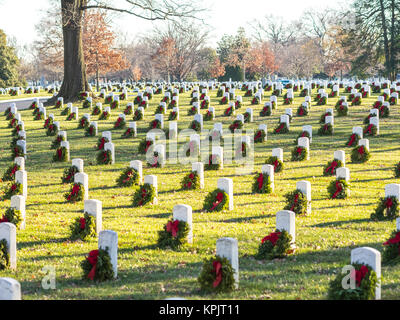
<box><xmin>0</xmin><ymin>0</ymin><xmax>347</xmax><ymax>48</ymax></box>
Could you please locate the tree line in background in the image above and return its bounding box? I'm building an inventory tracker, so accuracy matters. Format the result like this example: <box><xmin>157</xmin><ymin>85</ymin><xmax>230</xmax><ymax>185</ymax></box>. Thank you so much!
<box><xmin>0</xmin><ymin>0</ymin><xmax>399</xmax><ymax>91</ymax></box>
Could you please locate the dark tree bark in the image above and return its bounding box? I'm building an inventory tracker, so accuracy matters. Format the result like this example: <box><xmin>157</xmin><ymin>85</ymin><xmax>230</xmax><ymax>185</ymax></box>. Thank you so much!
<box><xmin>46</xmin><ymin>0</ymin><xmax>89</xmax><ymax>105</ymax></box>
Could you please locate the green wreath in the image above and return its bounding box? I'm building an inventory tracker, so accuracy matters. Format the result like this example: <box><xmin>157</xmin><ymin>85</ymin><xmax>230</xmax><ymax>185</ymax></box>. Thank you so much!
<box><xmin>323</xmin><ymin>159</ymin><xmax>343</xmax><ymax>176</ymax></box>
<box><xmin>2</xmin><ymin>182</ymin><xmax>22</xmax><ymax>200</ymax></box>
<box><xmin>346</xmin><ymin>133</ymin><xmax>360</xmax><ymax>147</ymax></box>
<box><xmin>255</xmin><ymin>229</ymin><xmax>293</xmax><ymax>260</ymax></box>
<box><xmin>168</xmin><ymin>111</ymin><xmax>177</xmax><ymax>121</ymax></box>
<box><xmin>82</xmin><ymin>99</ymin><xmax>91</xmax><ymax>108</ymax></box>
<box><xmin>60</xmin><ymin>107</ymin><xmax>69</xmax><ymax>116</ymax></box>
<box><xmin>133</xmin><ymin>183</ymin><xmax>156</xmax><ymax>207</ymax></box>
<box><xmin>70</xmin><ymin>212</ymin><xmax>96</xmax><ymax>241</ymax></box>
<box><xmin>0</xmin><ymin>239</ymin><xmax>10</xmax><ymax>271</ymax></box>
<box><xmin>224</xmin><ymin>106</ymin><xmax>234</xmax><ymax>116</ymax></box>
<box><xmin>53</xmin><ymin>147</ymin><xmax>68</xmax><ymax>162</ymax></box>
<box><xmin>1</xmin><ymin>208</ymin><xmax>23</xmax><ymax>228</ymax></box>
<box><xmin>363</xmin><ymin>124</ymin><xmax>378</xmax><ymax>137</ymax></box>
<box><xmin>11</xmin><ymin>144</ymin><xmax>24</xmax><ymax>159</ymax></box>
<box><xmin>51</xmin><ymin>135</ymin><xmax>65</xmax><ymax>149</ymax></box>
<box><xmin>116</xmin><ymin>167</ymin><xmax>139</xmax><ymax>187</ymax></box>
<box><xmin>85</xmin><ymin>125</ymin><xmax>96</xmax><ymax>137</ymax></box>
<box><xmin>351</xmin><ymin>145</ymin><xmax>371</xmax><ymax>163</ymax></box>
<box><xmin>203</xmin><ymin>189</ymin><xmax>229</xmax><ymax>212</ymax></box>
<box><xmin>2</xmin><ymin>163</ymin><xmax>20</xmax><ymax>182</ymax></box>
<box><xmin>243</xmin><ymin>112</ymin><xmax>251</xmax><ymax>123</ymax></box>
<box><xmin>11</xmin><ymin>124</ymin><xmax>23</xmax><ymax>137</ymax></box>
<box><xmin>254</xmin><ymin>130</ymin><xmax>266</xmax><ymax>143</ymax></box>
<box><xmin>110</xmin><ymin>100</ymin><xmax>119</xmax><ymax>109</ymax></box>
<box><xmin>138</xmin><ymin>138</ymin><xmax>153</xmax><ymax>155</ymax></box>
<box><xmin>99</xmin><ymin>111</ymin><xmax>110</xmax><ymax>120</ymax></box>
<box><xmin>295</xmin><ymin>131</ymin><xmax>310</xmax><ymax>145</ymax></box>
<box><xmin>265</xmin><ymin>156</ymin><xmax>283</xmax><ymax>173</ymax></box>
<box><xmin>229</xmin><ymin>120</ymin><xmax>243</xmax><ymax>133</ymax></box>
<box><xmin>327</xmin><ymin>179</ymin><xmax>350</xmax><ymax>199</ymax></box>
<box><xmin>81</xmin><ymin>248</ymin><xmax>114</xmax><ymax>282</ymax></box>
<box><xmin>181</xmin><ymin>171</ymin><xmax>200</xmax><ymax>190</ymax></box>
<box><xmin>236</xmin><ymin>142</ymin><xmax>250</xmax><ymax>158</ymax></box>
<box><xmin>383</xmin><ymin>230</ymin><xmax>400</xmax><ymax>265</ymax></box>
<box><xmin>46</xmin><ymin>124</ymin><xmax>58</xmax><ymax>137</ymax></box>
<box><xmin>189</xmin><ymin>120</ymin><xmax>201</xmax><ymax>132</ymax></box>
<box><xmin>319</xmin><ymin>112</ymin><xmax>332</xmax><ymax>124</ymax></box>
<box><xmin>260</xmin><ymin>105</ymin><xmax>271</xmax><ymax>117</ymax></box>
<box><xmin>336</xmin><ymin>104</ymin><xmax>348</xmax><ymax>117</ymax></box>
<box><xmin>297</xmin><ymin>105</ymin><xmax>308</xmax><ymax>116</ymax></box>
<box><xmin>66</xmin><ymin>112</ymin><xmax>76</xmax><ymax>121</ymax></box>
<box><xmin>318</xmin><ymin>123</ymin><xmax>333</xmax><ymax>136</ymax></box>
<box><xmin>371</xmin><ymin>196</ymin><xmax>399</xmax><ymax>221</ymax></box>
<box><xmin>157</xmin><ymin>219</ymin><xmax>189</xmax><ymax>249</ymax></box>
<box><xmin>283</xmin><ymin>189</ymin><xmax>308</xmax><ymax>215</ymax></box>
<box><xmin>92</xmin><ymin>105</ymin><xmax>101</xmax><ymax>116</ymax></box>
<box><xmin>124</xmin><ymin>105</ymin><xmax>133</xmax><ymax>115</ymax></box>
<box><xmin>114</xmin><ymin>117</ymin><xmax>126</xmax><ymax>129</ymax></box>
<box><xmin>273</xmin><ymin>122</ymin><xmax>289</xmax><ymax>134</ymax></box>
<box><xmin>291</xmin><ymin>146</ymin><xmax>308</xmax><ymax>161</ymax></box>
<box><xmin>96</xmin><ymin>149</ymin><xmax>112</xmax><ymax>165</ymax></box>
<box><xmin>8</xmin><ymin>118</ymin><xmax>17</xmax><ymax>128</ymax></box>
<box><xmin>327</xmin><ymin>263</ymin><xmax>378</xmax><ymax>300</ymax></box>
<box><xmin>198</xmin><ymin>256</ymin><xmax>235</xmax><ymax>293</ymax></box>
<box><xmin>205</xmin><ymin>154</ymin><xmax>221</xmax><ymax>171</ymax></box>
<box><xmin>133</xmin><ymin>109</ymin><xmax>144</xmax><ymax>121</ymax></box>
<box><xmin>64</xmin><ymin>183</ymin><xmax>85</xmax><ymax>203</ymax></box>
<box><xmin>252</xmin><ymin>172</ymin><xmax>272</xmax><ymax>194</ymax></box>
<box><xmin>147</xmin><ymin>151</ymin><xmax>164</xmax><ymax>168</ymax></box>
<box><xmin>34</xmin><ymin>112</ymin><xmax>44</xmax><ymax>121</ymax></box>
<box><xmin>395</xmin><ymin>162</ymin><xmax>400</xmax><ymax>178</ymax></box>
<box><xmin>78</xmin><ymin>117</ymin><xmax>89</xmax><ymax>129</ymax></box>
<box><xmin>61</xmin><ymin>165</ymin><xmax>79</xmax><ymax>184</ymax></box>
<box><xmin>204</xmin><ymin>110</ymin><xmax>213</xmax><ymax>121</ymax></box>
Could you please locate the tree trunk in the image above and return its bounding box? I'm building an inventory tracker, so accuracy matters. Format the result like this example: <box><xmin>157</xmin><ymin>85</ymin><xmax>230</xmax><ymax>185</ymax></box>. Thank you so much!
<box><xmin>46</xmin><ymin>0</ymin><xmax>89</xmax><ymax>105</ymax></box>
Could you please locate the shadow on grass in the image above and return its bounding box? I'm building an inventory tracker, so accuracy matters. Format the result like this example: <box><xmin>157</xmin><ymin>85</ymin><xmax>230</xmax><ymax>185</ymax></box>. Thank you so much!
<box><xmin>309</xmin><ymin>218</ymin><xmax>371</xmax><ymax>228</ymax></box>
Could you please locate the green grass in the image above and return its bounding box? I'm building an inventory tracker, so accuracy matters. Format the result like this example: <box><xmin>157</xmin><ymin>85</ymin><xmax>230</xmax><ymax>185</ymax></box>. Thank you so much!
<box><xmin>0</xmin><ymin>87</ymin><xmax>399</xmax><ymax>300</ymax></box>
<box><xmin>0</xmin><ymin>92</ymin><xmax>51</xmax><ymax>101</ymax></box>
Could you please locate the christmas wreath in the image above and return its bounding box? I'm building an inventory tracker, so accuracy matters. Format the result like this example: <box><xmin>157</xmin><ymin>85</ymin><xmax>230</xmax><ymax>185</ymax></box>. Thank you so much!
<box><xmin>185</xmin><ymin>141</ymin><xmax>199</xmax><ymax>157</ymax></box>
<box><xmin>371</xmin><ymin>196</ymin><xmax>399</xmax><ymax>221</ymax></box>
<box><xmin>70</xmin><ymin>212</ymin><xmax>96</xmax><ymax>241</ymax></box>
<box><xmin>265</xmin><ymin>156</ymin><xmax>283</xmax><ymax>173</ymax></box>
<box><xmin>224</xmin><ymin>106</ymin><xmax>234</xmax><ymax>116</ymax></box>
<box><xmin>337</xmin><ymin>104</ymin><xmax>348</xmax><ymax>117</ymax></box>
<box><xmin>252</xmin><ymin>172</ymin><xmax>272</xmax><ymax>194</ymax></box>
<box><xmin>295</xmin><ymin>131</ymin><xmax>310</xmax><ymax>145</ymax></box>
<box><xmin>229</xmin><ymin>120</ymin><xmax>243</xmax><ymax>133</ymax></box>
<box><xmin>149</xmin><ymin>119</ymin><xmax>161</xmax><ymax>129</ymax></box>
<box><xmin>0</xmin><ymin>208</ymin><xmax>23</xmax><ymax>228</ymax></box>
<box><xmin>78</xmin><ymin>117</ymin><xmax>89</xmax><ymax>129</ymax></box>
<box><xmin>155</xmin><ymin>104</ymin><xmax>166</xmax><ymax>115</ymax></box>
<box><xmin>55</xmin><ymin>100</ymin><xmax>63</xmax><ymax>108</ymax></box>
<box><xmin>66</xmin><ymin>112</ymin><xmax>76</xmax><ymax>121</ymax></box>
<box><xmin>318</xmin><ymin>123</ymin><xmax>333</xmax><ymax>136</ymax></box>
<box><xmin>251</xmin><ymin>96</ymin><xmax>260</xmax><ymax>105</ymax></box>
<box><xmin>181</xmin><ymin>171</ymin><xmax>200</xmax><ymax>190</ymax></box>
<box><xmin>291</xmin><ymin>146</ymin><xmax>308</xmax><ymax>162</ymax></box>
<box><xmin>255</xmin><ymin>230</ymin><xmax>293</xmax><ymax>260</ymax></box>
<box><xmin>105</xmin><ymin>95</ymin><xmax>113</xmax><ymax>104</ymax></box>
<box><xmin>283</xmin><ymin>97</ymin><xmax>293</xmax><ymax>105</ymax></box>
<box><xmin>351</xmin><ymin>96</ymin><xmax>362</xmax><ymax>106</ymax></box>
<box><xmin>2</xmin><ymin>182</ymin><xmax>23</xmax><ymax>200</ymax></box>
<box><xmin>260</xmin><ymin>105</ymin><xmax>272</xmax><ymax>117</ymax></box>
<box><xmin>346</xmin><ymin>133</ymin><xmax>360</xmax><ymax>147</ymax></box>
<box><xmin>363</xmin><ymin>124</ymin><xmax>378</xmax><ymax>136</ymax></box>
<box><xmin>60</xmin><ymin>107</ymin><xmax>69</xmax><ymax>116</ymax></box>
<box><xmin>2</xmin><ymin>163</ymin><xmax>20</xmax><ymax>181</ymax></box>
<box><xmin>203</xmin><ymin>189</ymin><xmax>229</xmax><ymax>212</ymax></box>
<box><xmin>133</xmin><ymin>109</ymin><xmax>144</xmax><ymax>121</ymax></box>
<box><xmin>383</xmin><ymin>230</ymin><xmax>400</xmax><ymax>264</ymax></box>
<box><xmin>81</xmin><ymin>248</ymin><xmax>114</xmax><ymax>282</ymax></box>
<box><xmin>11</xmin><ymin>124</ymin><xmax>23</xmax><ymax>137</ymax></box>
<box><xmin>317</xmin><ymin>96</ymin><xmax>327</xmax><ymax>105</ymax></box>
<box><xmin>327</xmin><ymin>179</ymin><xmax>350</xmax><ymax>199</ymax></box>
<box><xmin>132</xmin><ymin>183</ymin><xmax>156</xmax><ymax>207</ymax></box>
<box><xmin>327</xmin><ymin>263</ymin><xmax>378</xmax><ymax>300</ymax></box>
<box><xmin>53</xmin><ymin>147</ymin><xmax>68</xmax><ymax>162</ymax></box>
<box><xmin>205</xmin><ymin>154</ymin><xmax>221</xmax><ymax>171</ymax></box>
<box><xmin>44</xmin><ymin>117</ymin><xmax>53</xmax><ymax>129</ymax></box>
<box><xmin>124</xmin><ymin>105</ymin><xmax>133</xmax><ymax>115</ymax></box>
<box><xmin>323</xmin><ymin>159</ymin><xmax>343</xmax><ymax>176</ymax></box>
<box><xmin>198</xmin><ymin>256</ymin><xmax>235</xmax><ymax>293</ymax></box>
<box><xmin>168</xmin><ymin>111</ymin><xmax>177</xmax><ymax>121</ymax></box>
<box><xmin>116</xmin><ymin>167</ymin><xmax>139</xmax><ymax>188</ymax></box>
<box><xmin>92</xmin><ymin>105</ymin><xmax>101</xmax><ymax>116</ymax></box>
<box><xmin>187</xmin><ymin>106</ymin><xmax>197</xmax><ymax>116</ymax></box>
<box><xmin>219</xmin><ymin>96</ymin><xmax>228</xmax><ymax>105</ymax></box>
<box><xmin>243</xmin><ymin>112</ymin><xmax>251</xmax><ymax>123</ymax></box>
<box><xmin>11</xmin><ymin>144</ymin><xmax>24</xmax><ymax>159</ymax></box>
<box><xmin>34</xmin><ymin>112</ymin><xmax>44</xmax><ymax>121</ymax></box>
<box><xmin>96</xmin><ymin>137</ymin><xmax>109</xmax><ymax>150</ymax></box>
<box><xmin>168</xmin><ymin>100</ymin><xmax>177</xmax><ymax>109</ymax></box>
<box><xmin>51</xmin><ymin>135</ymin><xmax>65</xmax><ymax>149</ymax></box>
<box><xmin>0</xmin><ymin>239</ymin><xmax>10</xmax><ymax>270</ymax></box>
<box><xmin>204</xmin><ymin>110</ymin><xmax>213</xmax><ymax>121</ymax></box>
<box><xmin>389</xmin><ymin>96</ymin><xmax>397</xmax><ymax>106</ymax></box>
<box><xmin>319</xmin><ymin>112</ymin><xmax>332</xmax><ymax>124</ymax></box>
<box><xmin>61</xmin><ymin>165</ymin><xmax>79</xmax><ymax>184</ymax></box>
<box><xmin>147</xmin><ymin>151</ymin><xmax>164</xmax><ymax>168</ymax></box>
<box><xmin>351</xmin><ymin>145</ymin><xmax>371</xmax><ymax>163</ymax></box>
<box><xmin>201</xmin><ymin>100</ymin><xmax>209</xmax><ymax>109</ymax></box>
<box><xmin>254</xmin><ymin>129</ymin><xmax>266</xmax><ymax>143</ymax></box>
<box><xmin>121</xmin><ymin>127</ymin><xmax>134</xmax><ymax>138</ymax></box>
<box><xmin>189</xmin><ymin>120</ymin><xmax>201</xmax><ymax>132</ymax></box>
<box><xmin>64</xmin><ymin>183</ymin><xmax>85</xmax><ymax>203</ymax></box>
<box><xmin>283</xmin><ymin>189</ymin><xmax>308</xmax><ymax>215</ymax></box>
<box><xmin>157</xmin><ymin>219</ymin><xmax>189</xmax><ymax>249</ymax></box>
<box><xmin>110</xmin><ymin>100</ymin><xmax>119</xmax><ymax>109</ymax></box>
<box><xmin>134</xmin><ymin>96</ymin><xmax>142</xmax><ymax>105</ymax></box>
<box><xmin>114</xmin><ymin>117</ymin><xmax>126</xmax><ymax>129</ymax></box>
<box><xmin>297</xmin><ymin>105</ymin><xmax>308</xmax><ymax>116</ymax></box>
<box><xmin>99</xmin><ymin>111</ymin><xmax>110</xmax><ymax>120</ymax></box>
<box><xmin>78</xmin><ymin>91</ymin><xmax>88</xmax><ymax>100</ymax></box>
<box><xmin>190</xmin><ymin>97</ymin><xmax>198</xmax><ymax>105</ymax></box>
<box><xmin>138</xmin><ymin>138</ymin><xmax>153</xmax><ymax>154</ymax></box>
<box><xmin>235</xmin><ymin>100</ymin><xmax>242</xmax><ymax>109</ymax></box>
<box><xmin>96</xmin><ymin>149</ymin><xmax>113</xmax><ymax>165</ymax></box>
<box><xmin>8</xmin><ymin>118</ymin><xmax>17</xmax><ymax>128</ymax></box>
<box><xmin>85</xmin><ymin>124</ymin><xmax>96</xmax><ymax>137</ymax></box>
<box><xmin>273</xmin><ymin>122</ymin><xmax>289</xmax><ymax>134</ymax></box>
<box><xmin>82</xmin><ymin>99</ymin><xmax>91</xmax><ymax>108</ymax></box>
<box><xmin>236</xmin><ymin>142</ymin><xmax>250</xmax><ymax>158</ymax></box>
<box><xmin>377</xmin><ymin>105</ymin><xmax>390</xmax><ymax>118</ymax></box>
<box><xmin>46</xmin><ymin>124</ymin><xmax>58</xmax><ymax>137</ymax></box>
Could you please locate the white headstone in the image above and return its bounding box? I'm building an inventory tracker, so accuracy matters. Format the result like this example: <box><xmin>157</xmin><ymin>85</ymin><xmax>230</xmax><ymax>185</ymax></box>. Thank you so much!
<box><xmin>173</xmin><ymin>205</ymin><xmax>193</xmax><ymax>244</ymax></box>
<box><xmin>261</xmin><ymin>164</ymin><xmax>274</xmax><ymax>192</ymax></box>
<box><xmin>0</xmin><ymin>223</ymin><xmax>16</xmax><ymax>269</ymax></box>
<box><xmin>336</xmin><ymin>167</ymin><xmax>350</xmax><ymax>182</ymax></box>
<box><xmin>297</xmin><ymin>181</ymin><xmax>311</xmax><ymax>214</ymax></box>
<box><xmin>98</xmin><ymin>230</ymin><xmax>118</xmax><ymax>279</ymax></box>
<box><xmin>192</xmin><ymin>162</ymin><xmax>204</xmax><ymax>189</ymax></box>
<box><xmin>15</xmin><ymin>170</ymin><xmax>27</xmax><ymax>198</ymax></box>
<box><xmin>334</xmin><ymin>150</ymin><xmax>346</xmax><ymax>166</ymax></box>
<box><xmin>276</xmin><ymin>210</ymin><xmax>295</xmax><ymax>246</ymax></box>
<box><xmin>272</xmin><ymin>148</ymin><xmax>283</xmax><ymax>162</ymax></box>
<box><xmin>10</xmin><ymin>195</ymin><xmax>25</xmax><ymax>230</ymax></box>
<box><xmin>84</xmin><ymin>200</ymin><xmax>102</xmax><ymax>234</ymax></box>
<box><xmin>0</xmin><ymin>278</ymin><xmax>21</xmax><ymax>300</ymax></box>
<box><xmin>104</xmin><ymin>143</ymin><xmax>115</xmax><ymax>165</ymax></box>
<box><xmin>298</xmin><ymin>137</ymin><xmax>310</xmax><ymax>160</ymax></box>
<box><xmin>74</xmin><ymin>172</ymin><xmax>89</xmax><ymax>200</ymax></box>
<box><xmin>216</xmin><ymin>238</ymin><xmax>239</xmax><ymax>288</ymax></box>
<box><xmin>217</xmin><ymin>178</ymin><xmax>233</xmax><ymax>211</ymax></box>
<box><xmin>71</xmin><ymin>159</ymin><xmax>84</xmax><ymax>173</ymax></box>
<box><xmin>144</xmin><ymin>175</ymin><xmax>158</xmax><ymax>205</ymax></box>
<box><xmin>130</xmin><ymin>160</ymin><xmax>143</xmax><ymax>184</ymax></box>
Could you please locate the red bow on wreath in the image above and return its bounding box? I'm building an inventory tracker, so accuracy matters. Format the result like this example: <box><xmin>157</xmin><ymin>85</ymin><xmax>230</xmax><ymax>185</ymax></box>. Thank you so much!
<box><xmin>275</xmin><ymin>123</ymin><xmax>284</xmax><ymax>133</ymax></box>
<box><xmin>257</xmin><ymin>173</ymin><xmax>264</xmax><ymax>190</ymax></box>
<box><xmin>290</xmin><ymin>193</ymin><xmax>299</xmax><ymax>211</ymax></box>
<box><xmin>10</xmin><ymin>165</ymin><xmax>18</xmax><ymax>177</ymax></box>
<box><xmin>332</xmin><ymin>181</ymin><xmax>343</xmax><ymax>199</ymax></box>
<box><xmin>348</xmin><ymin>134</ymin><xmax>356</xmax><ymax>146</ymax></box>
<box><xmin>365</xmin><ymin>124</ymin><xmax>373</xmax><ymax>134</ymax></box>
<box><xmin>67</xmin><ymin>184</ymin><xmax>80</xmax><ymax>201</ymax></box>
<box><xmin>212</xmin><ymin>261</ymin><xmax>222</xmax><ymax>288</ymax></box>
<box><xmin>79</xmin><ymin>218</ymin><xmax>86</xmax><ymax>230</ymax></box>
<box><xmin>211</xmin><ymin>192</ymin><xmax>224</xmax><ymax>211</ymax></box>
<box><xmin>273</xmin><ymin>160</ymin><xmax>279</xmax><ymax>171</ymax></box>
<box><xmin>385</xmin><ymin>197</ymin><xmax>393</xmax><ymax>209</ymax></box>
<box><xmin>255</xmin><ymin>131</ymin><xmax>262</xmax><ymax>140</ymax></box>
<box><xmin>145</xmin><ymin>141</ymin><xmax>152</xmax><ymax>152</ymax></box>
<box><xmin>326</xmin><ymin>161</ymin><xmax>338</xmax><ymax>174</ymax></box>
<box><xmin>299</xmin><ymin>108</ymin><xmax>304</xmax><ymax>116</ymax></box>
<box><xmin>0</xmin><ymin>216</ymin><xmax>9</xmax><ymax>223</ymax></box>
<box><xmin>166</xmin><ymin>220</ymin><xmax>179</xmax><ymax>238</ymax></box>
<box><xmin>57</xmin><ymin>148</ymin><xmax>62</xmax><ymax>159</ymax></box>
<box><xmin>351</xmin><ymin>265</ymin><xmax>369</xmax><ymax>288</ymax></box>
<box><xmin>262</xmin><ymin>232</ymin><xmax>281</xmax><ymax>246</ymax></box>
<box><xmin>358</xmin><ymin>146</ymin><xmax>365</xmax><ymax>155</ymax></box>
<box><xmin>99</xmin><ymin>138</ymin><xmax>106</xmax><ymax>150</ymax></box>
<box><xmin>87</xmin><ymin>250</ymin><xmax>99</xmax><ymax>280</ymax></box>
<box><xmin>296</xmin><ymin>147</ymin><xmax>303</xmax><ymax>155</ymax></box>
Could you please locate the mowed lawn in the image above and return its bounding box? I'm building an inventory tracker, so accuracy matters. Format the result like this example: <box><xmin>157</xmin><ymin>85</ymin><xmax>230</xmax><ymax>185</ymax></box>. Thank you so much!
<box><xmin>0</xmin><ymin>86</ymin><xmax>399</xmax><ymax>300</ymax></box>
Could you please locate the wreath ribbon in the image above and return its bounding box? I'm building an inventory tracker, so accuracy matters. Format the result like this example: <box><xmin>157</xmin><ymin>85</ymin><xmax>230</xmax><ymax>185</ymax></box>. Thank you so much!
<box><xmin>87</xmin><ymin>250</ymin><xmax>99</xmax><ymax>280</ymax></box>
<box><xmin>166</xmin><ymin>220</ymin><xmax>180</xmax><ymax>238</ymax></box>
<box><xmin>212</xmin><ymin>261</ymin><xmax>222</xmax><ymax>288</ymax></box>
<box><xmin>326</xmin><ymin>161</ymin><xmax>338</xmax><ymax>174</ymax></box>
<box><xmin>211</xmin><ymin>192</ymin><xmax>224</xmax><ymax>211</ymax></box>
<box><xmin>332</xmin><ymin>181</ymin><xmax>343</xmax><ymax>199</ymax></box>
<box><xmin>290</xmin><ymin>193</ymin><xmax>299</xmax><ymax>211</ymax></box>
